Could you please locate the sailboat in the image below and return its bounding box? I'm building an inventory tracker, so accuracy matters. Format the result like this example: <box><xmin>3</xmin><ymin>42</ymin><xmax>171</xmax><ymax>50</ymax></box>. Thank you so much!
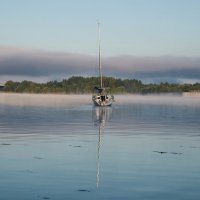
<box><xmin>92</xmin><ymin>23</ymin><xmax>114</xmax><ymax>106</ymax></box>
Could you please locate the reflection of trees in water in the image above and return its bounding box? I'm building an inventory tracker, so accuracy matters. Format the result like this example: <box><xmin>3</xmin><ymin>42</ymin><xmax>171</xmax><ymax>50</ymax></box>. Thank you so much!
<box><xmin>93</xmin><ymin>107</ymin><xmax>112</xmax><ymax>188</ymax></box>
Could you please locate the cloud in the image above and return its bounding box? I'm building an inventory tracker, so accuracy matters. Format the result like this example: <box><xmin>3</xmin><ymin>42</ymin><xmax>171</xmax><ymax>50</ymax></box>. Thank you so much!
<box><xmin>0</xmin><ymin>46</ymin><xmax>200</xmax><ymax>83</ymax></box>
<box><xmin>105</xmin><ymin>55</ymin><xmax>200</xmax><ymax>80</ymax></box>
<box><xmin>0</xmin><ymin>46</ymin><xmax>96</xmax><ymax>77</ymax></box>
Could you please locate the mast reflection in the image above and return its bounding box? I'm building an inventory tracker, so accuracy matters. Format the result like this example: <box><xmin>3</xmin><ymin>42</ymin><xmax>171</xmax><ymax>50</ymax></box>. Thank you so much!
<box><xmin>93</xmin><ymin>107</ymin><xmax>112</xmax><ymax>188</ymax></box>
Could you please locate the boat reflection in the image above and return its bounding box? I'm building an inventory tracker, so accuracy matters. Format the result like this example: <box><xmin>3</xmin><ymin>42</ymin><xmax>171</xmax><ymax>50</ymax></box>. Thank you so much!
<box><xmin>93</xmin><ymin>107</ymin><xmax>112</xmax><ymax>188</ymax></box>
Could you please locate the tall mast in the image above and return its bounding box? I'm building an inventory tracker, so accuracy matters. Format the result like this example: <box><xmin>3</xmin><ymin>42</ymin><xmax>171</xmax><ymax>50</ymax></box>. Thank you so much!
<box><xmin>98</xmin><ymin>22</ymin><xmax>103</xmax><ymax>88</ymax></box>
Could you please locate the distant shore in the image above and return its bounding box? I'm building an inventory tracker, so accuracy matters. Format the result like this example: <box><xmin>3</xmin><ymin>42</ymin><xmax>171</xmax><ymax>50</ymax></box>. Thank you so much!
<box><xmin>1</xmin><ymin>76</ymin><xmax>200</xmax><ymax>94</ymax></box>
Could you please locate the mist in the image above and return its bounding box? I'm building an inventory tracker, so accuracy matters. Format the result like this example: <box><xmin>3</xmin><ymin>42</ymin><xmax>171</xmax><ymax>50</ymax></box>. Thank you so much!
<box><xmin>1</xmin><ymin>46</ymin><xmax>200</xmax><ymax>83</ymax></box>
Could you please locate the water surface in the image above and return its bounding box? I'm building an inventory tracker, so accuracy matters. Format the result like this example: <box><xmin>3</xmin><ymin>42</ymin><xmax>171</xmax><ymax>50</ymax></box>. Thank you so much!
<box><xmin>0</xmin><ymin>93</ymin><xmax>200</xmax><ymax>200</ymax></box>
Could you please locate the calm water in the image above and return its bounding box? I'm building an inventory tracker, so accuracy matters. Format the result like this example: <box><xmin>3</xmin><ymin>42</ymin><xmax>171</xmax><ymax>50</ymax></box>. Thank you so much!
<box><xmin>0</xmin><ymin>93</ymin><xmax>200</xmax><ymax>200</ymax></box>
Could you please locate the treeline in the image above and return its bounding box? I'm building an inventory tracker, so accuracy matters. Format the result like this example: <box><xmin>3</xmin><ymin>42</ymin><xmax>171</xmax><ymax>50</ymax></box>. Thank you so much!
<box><xmin>2</xmin><ymin>76</ymin><xmax>200</xmax><ymax>94</ymax></box>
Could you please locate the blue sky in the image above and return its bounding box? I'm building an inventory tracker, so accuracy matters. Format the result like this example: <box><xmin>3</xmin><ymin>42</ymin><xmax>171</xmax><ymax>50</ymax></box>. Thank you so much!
<box><xmin>0</xmin><ymin>0</ymin><xmax>200</xmax><ymax>83</ymax></box>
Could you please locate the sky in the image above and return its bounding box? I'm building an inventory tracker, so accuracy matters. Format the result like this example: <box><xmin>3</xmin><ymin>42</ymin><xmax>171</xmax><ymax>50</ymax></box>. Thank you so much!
<box><xmin>0</xmin><ymin>0</ymin><xmax>200</xmax><ymax>83</ymax></box>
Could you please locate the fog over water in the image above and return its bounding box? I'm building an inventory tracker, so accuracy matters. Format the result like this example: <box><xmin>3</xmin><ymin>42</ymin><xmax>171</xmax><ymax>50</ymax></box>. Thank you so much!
<box><xmin>0</xmin><ymin>93</ymin><xmax>200</xmax><ymax>107</ymax></box>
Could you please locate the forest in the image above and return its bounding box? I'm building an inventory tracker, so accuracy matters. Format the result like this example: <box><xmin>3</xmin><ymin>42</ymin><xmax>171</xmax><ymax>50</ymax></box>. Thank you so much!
<box><xmin>2</xmin><ymin>76</ymin><xmax>200</xmax><ymax>94</ymax></box>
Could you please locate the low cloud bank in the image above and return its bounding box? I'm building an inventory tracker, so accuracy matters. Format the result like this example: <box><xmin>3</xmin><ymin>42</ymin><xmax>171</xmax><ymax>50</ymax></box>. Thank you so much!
<box><xmin>0</xmin><ymin>46</ymin><xmax>200</xmax><ymax>83</ymax></box>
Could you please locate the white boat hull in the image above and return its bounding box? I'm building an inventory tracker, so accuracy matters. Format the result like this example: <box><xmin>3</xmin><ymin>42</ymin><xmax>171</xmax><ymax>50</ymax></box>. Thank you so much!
<box><xmin>92</xmin><ymin>94</ymin><xmax>114</xmax><ymax>107</ymax></box>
